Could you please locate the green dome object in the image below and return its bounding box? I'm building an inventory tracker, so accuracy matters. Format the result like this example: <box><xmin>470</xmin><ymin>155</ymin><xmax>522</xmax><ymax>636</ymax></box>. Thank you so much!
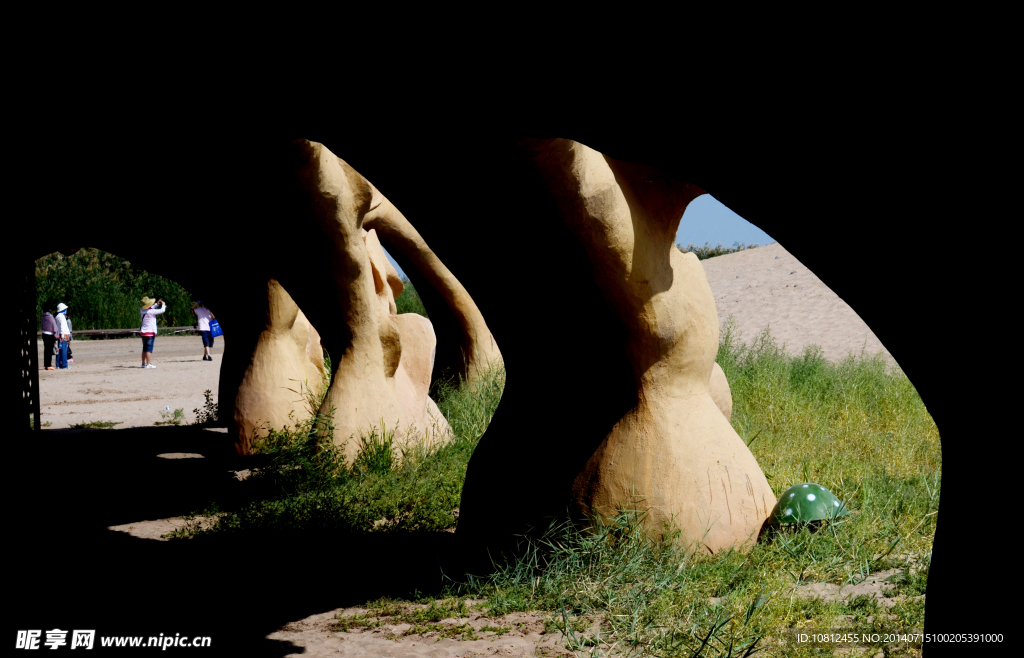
<box><xmin>769</xmin><ymin>483</ymin><xmax>850</xmax><ymax>525</ymax></box>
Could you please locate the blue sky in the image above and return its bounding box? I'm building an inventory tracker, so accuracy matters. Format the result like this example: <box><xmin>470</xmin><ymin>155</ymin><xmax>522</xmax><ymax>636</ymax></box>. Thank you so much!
<box><xmin>383</xmin><ymin>194</ymin><xmax>774</xmax><ymax>281</ymax></box>
<box><xmin>675</xmin><ymin>194</ymin><xmax>775</xmax><ymax>250</ymax></box>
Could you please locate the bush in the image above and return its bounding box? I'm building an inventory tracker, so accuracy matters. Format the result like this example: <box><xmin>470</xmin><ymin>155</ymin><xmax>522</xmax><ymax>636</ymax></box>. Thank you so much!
<box><xmin>191</xmin><ymin>390</ymin><xmax>219</xmax><ymax>427</ymax></box>
<box><xmin>395</xmin><ymin>278</ymin><xmax>428</xmax><ymax>317</ymax></box>
<box><xmin>154</xmin><ymin>408</ymin><xmax>185</xmax><ymax>426</ymax></box>
<box><xmin>35</xmin><ymin>248</ymin><xmax>195</xmax><ymax>329</ymax></box>
<box><xmin>677</xmin><ymin>241</ymin><xmax>761</xmax><ymax>260</ymax></box>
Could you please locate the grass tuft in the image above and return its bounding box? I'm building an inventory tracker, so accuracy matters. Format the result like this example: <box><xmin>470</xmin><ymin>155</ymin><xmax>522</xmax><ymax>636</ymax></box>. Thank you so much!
<box><xmin>191</xmin><ymin>390</ymin><xmax>219</xmax><ymax>427</ymax></box>
<box><xmin>172</xmin><ymin>356</ymin><xmax>505</xmax><ymax>538</ymax></box>
<box><xmin>395</xmin><ymin>278</ymin><xmax>428</xmax><ymax>317</ymax></box>
<box><xmin>154</xmin><ymin>408</ymin><xmax>185</xmax><ymax>426</ymax></box>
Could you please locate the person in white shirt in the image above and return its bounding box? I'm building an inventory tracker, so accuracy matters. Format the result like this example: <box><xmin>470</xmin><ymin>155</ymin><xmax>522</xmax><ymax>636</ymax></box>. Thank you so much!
<box><xmin>139</xmin><ymin>296</ymin><xmax>166</xmax><ymax>368</ymax></box>
<box><xmin>191</xmin><ymin>301</ymin><xmax>217</xmax><ymax>361</ymax></box>
<box><xmin>55</xmin><ymin>303</ymin><xmax>71</xmax><ymax>370</ymax></box>
<box><xmin>66</xmin><ymin>313</ymin><xmax>74</xmax><ymax>363</ymax></box>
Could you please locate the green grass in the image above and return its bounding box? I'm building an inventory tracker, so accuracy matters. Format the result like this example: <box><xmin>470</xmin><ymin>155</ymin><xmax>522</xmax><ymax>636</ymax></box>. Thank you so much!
<box><xmin>154</xmin><ymin>408</ymin><xmax>186</xmax><ymax>426</ymax></box>
<box><xmin>191</xmin><ymin>390</ymin><xmax>220</xmax><ymax>427</ymax></box>
<box><xmin>716</xmin><ymin>317</ymin><xmax>939</xmax><ymax>485</ymax></box>
<box><xmin>170</xmin><ymin>352</ymin><xmax>504</xmax><ymax>538</ymax></box>
<box><xmin>171</xmin><ymin>324</ymin><xmax>937</xmax><ymax>656</ymax></box>
<box><xmin>434</xmin><ymin>321</ymin><xmax>937</xmax><ymax>655</ymax></box>
<box><xmin>678</xmin><ymin>241</ymin><xmax>763</xmax><ymax>260</ymax></box>
<box><xmin>395</xmin><ymin>278</ymin><xmax>428</xmax><ymax>317</ymax></box>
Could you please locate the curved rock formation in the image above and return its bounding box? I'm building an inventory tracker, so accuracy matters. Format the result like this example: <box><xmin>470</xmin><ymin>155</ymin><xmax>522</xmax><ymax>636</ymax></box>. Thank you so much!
<box><xmin>232</xmin><ymin>279</ymin><xmax>327</xmax><ymax>454</ymax></box>
<box><xmin>515</xmin><ymin>139</ymin><xmax>773</xmax><ymax>553</ymax></box>
<box><xmin>709</xmin><ymin>362</ymin><xmax>733</xmax><ymax>422</ymax></box>
<box><xmin>286</xmin><ymin>141</ymin><xmax>453</xmax><ymax>459</ymax></box>
<box><xmin>362</xmin><ymin>183</ymin><xmax>501</xmax><ymax>381</ymax></box>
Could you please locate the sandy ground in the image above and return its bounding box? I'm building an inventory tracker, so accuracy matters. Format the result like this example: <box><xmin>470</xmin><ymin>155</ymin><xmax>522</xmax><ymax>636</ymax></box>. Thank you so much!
<box><xmin>37</xmin><ymin>334</ymin><xmax>224</xmax><ymax>429</ymax></box>
<box><xmin>700</xmin><ymin>242</ymin><xmax>895</xmax><ymax>366</ymax></box>
<box><xmin>251</xmin><ymin>578</ymin><xmax>921</xmax><ymax>658</ymax></box>
<box><xmin>37</xmin><ymin>243</ymin><xmax>891</xmax><ymax>433</ymax></box>
<box><xmin>38</xmin><ymin>243</ymin><xmax>904</xmax><ymax>656</ymax></box>
<box><xmin>264</xmin><ymin>606</ymin><xmax>574</xmax><ymax>658</ymax></box>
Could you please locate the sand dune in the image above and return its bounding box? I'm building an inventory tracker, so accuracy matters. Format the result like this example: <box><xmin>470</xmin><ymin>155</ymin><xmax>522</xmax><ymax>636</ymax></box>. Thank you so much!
<box><xmin>700</xmin><ymin>242</ymin><xmax>895</xmax><ymax>366</ymax></box>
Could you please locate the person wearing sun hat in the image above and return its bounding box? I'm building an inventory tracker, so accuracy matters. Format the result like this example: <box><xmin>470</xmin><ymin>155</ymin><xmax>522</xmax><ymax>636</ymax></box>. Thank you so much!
<box><xmin>139</xmin><ymin>296</ymin><xmax>166</xmax><ymax>368</ymax></box>
<box><xmin>54</xmin><ymin>302</ymin><xmax>71</xmax><ymax>370</ymax></box>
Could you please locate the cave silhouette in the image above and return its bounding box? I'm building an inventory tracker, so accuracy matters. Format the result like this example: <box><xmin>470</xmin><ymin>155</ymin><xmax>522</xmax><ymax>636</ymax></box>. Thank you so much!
<box><xmin>8</xmin><ymin>124</ymin><xmax>979</xmax><ymax>653</ymax></box>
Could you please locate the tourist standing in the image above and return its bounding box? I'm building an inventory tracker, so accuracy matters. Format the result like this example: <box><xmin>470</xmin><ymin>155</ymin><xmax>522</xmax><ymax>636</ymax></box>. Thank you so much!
<box><xmin>40</xmin><ymin>304</ymin><xmax>57</xmax><ymax>371</ymax></box>
<box><xmin>66</xmin><ymin>313</ymin><xmax>74</xmax><ymax>363</ymax></box>
<box><xmin>140</xmin><ymin>297</ymin><xmax>166</xmax><ymax>368</ymax></box>
<box><xmin>55</xmin><ymin>303</ymin><xmax>71</xmax><ymax>370</ymax></box>
<box><xmin>191</xmin><ymin>301</ymin><xmax>216</xmax><ymax>361</ymax></box>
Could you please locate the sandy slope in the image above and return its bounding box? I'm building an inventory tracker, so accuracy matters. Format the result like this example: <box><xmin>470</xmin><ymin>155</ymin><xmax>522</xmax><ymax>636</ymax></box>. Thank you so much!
<box><xmin>700</xmin><ymin>242</ymin><xmax>895</xmax><ymax>366</ymax></box>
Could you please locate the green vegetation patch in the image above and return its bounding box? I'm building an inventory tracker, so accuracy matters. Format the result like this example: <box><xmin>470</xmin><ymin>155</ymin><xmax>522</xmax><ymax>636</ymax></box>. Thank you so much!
<box><xmin>36</xmin><ymin>248</ymin><xmax>196</xmax><ymax>329</ymax></box>
<box><xmin>192</xmin><ymin>390</ymin><xmax>220</xmax><ymax>427</ymax></box>
<box><xmin>154</xmin><ymin>408</ymin><xmax>185</xmax><ymax>426</ymax></box>
<box><xmin>678</xmin><ymin>241</ymin><xmax>761</xmax><ymax>260</ymax></box>
<box><xmin>170</xmin><ymin>352</ymin><xmax>503</xmax><ymax>538</ymax></box>
<box><xmin>395</xmin><ymin>278</ymin><xmax>428</xmax><ymax>317</ymax></box>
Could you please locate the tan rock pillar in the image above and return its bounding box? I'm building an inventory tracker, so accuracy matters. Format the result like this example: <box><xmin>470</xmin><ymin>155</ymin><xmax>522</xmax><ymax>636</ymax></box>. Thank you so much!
<box><xmin>289</xmin><ymin>141</ymin><xmax>452</xmax><ymax>459</ymax></box>
<box><xmin>523</xmin><ymin>139</ymin><xmax>774</xmax><ymax>554</ymax></box>
<box><xmin>232</xmin><ymin>279</ymin><xmax>327</xmax><ymax>454</ymax></box>
<box><xmin>710</xmin><ymin>362</ymin><xmax>733</xmax><ymax>422</ymax></box>
<box><xmin>361</xmin><ymin>185</ymin><xmax>501</xmax><ymax>382</ymax></box>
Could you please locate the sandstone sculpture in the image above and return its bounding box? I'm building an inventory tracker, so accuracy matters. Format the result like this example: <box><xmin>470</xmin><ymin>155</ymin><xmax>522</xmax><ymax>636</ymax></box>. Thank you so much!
<box><xmin>513</xmin><ymin>139</ymin><xmax>772</xmax><ymax>554</ymax></box>
<box><xmin>362</xmin><ymin>182</ymin><xmax>502</xmax><ymax>382</ymax></box>
<box><xmin>229</xmin><ymin>229</ymin><xmax>453</xmax><ymax>458</ymax></box>
<box><xmin>276</xmin><ymin>137</ymin><xmax>765</xmax><ymax>552</ymax></box>
<box><xmin>280</xmin><ymin>141</ymin><xmax>456</xmax><ymax>459</ymax></box>
<box><xmin>232</xmin><ymin>279</ymin><xmax>328</xmax><ymax>454</ymax></box>
<box><xmin>709</xmin><ymin>362</ymin><xmax>733</xmax><ymax>422</ymax></box>
<box><xmin>40</xmin><ymin>137</ymin><xmax>762</xmax><ymax>554</ymax></box>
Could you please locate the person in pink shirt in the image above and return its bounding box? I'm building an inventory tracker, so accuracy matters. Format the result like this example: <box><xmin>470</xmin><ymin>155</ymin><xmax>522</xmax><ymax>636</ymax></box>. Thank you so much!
<box><xmin>139</xmin><ymin>296</ymin><xmax>166</xmax><ymax>368</ymax></box>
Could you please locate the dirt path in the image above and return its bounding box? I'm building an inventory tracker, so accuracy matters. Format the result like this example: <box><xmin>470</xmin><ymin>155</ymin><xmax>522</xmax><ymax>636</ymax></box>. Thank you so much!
<box><xmin>38</xmin><ymin>335</ymin><xmax>224</xmax><ymax>429</ymax></box>
<box><xmin>264</xmin><ymin>606</ymin><xmax>574</xmax><ymax>657</ymax></box>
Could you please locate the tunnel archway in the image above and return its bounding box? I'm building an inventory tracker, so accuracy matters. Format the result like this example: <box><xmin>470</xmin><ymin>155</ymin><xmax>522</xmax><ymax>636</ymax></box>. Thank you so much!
<box><xmin>9</xmin><ymin>128</ymin><xmax>972</xmax><ymax>646</ymax></box>
<box><xmin>33</xmin><ymin>247</ymin><xmax>223</xmax><ymax>430</ymax></box>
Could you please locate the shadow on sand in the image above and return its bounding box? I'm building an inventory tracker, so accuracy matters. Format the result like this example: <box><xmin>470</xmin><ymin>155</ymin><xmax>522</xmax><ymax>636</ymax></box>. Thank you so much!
<box><xmin>10</xmin><ymin>425</ymin><xmax>472</xmax><ymax>654</ymax></box>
